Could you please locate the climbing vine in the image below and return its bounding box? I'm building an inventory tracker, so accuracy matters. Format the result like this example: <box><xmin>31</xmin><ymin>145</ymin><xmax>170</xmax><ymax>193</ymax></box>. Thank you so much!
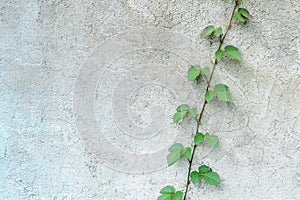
<box><xmin>157</xmin><ymin>1</ymin><xmax>251</xmax><ymax>199</ymax></box>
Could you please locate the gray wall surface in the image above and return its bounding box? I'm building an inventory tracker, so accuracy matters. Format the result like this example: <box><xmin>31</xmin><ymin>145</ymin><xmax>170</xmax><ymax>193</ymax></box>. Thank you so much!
<box><xmin>1</xmin><ymin>0</ymin><xmax>300</xmax><ymax>199</ymax></box>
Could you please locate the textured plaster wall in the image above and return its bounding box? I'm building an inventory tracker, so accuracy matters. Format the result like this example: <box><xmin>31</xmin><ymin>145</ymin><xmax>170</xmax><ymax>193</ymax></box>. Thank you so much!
<box><xmin>0</xmin><ymin>0</ymin><xmax>300</xmax><ymax>199</ymax></box>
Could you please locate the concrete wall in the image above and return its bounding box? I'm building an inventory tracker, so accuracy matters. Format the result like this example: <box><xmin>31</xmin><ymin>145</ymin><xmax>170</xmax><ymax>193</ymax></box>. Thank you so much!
<box><xmin>1</xmin><ymin>0</ymin><xmax>299</xmax><ymax>199</ymax></box>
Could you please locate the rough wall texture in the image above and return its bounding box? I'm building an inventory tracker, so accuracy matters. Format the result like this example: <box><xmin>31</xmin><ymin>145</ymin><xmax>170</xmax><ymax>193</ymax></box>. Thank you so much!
<box><xmin>1</xmin><ymin>0</ymin><xmax>299</xmax><ymax>199</ymax></box>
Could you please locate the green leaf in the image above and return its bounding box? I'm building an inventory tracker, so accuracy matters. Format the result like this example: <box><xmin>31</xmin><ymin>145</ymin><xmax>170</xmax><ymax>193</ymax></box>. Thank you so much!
<box><xmin>187</xmin><ymin>66</ymin><xmax>201</xmax><ymax>81</ymax></box>
<box><xmin>173</xmin><ymin>111</ymin><xmax>188</xmax><ymax>123</ymax></box>
<box><xmin>205</xmin><ymin>90</ymin><xmax>214</xmax><ymax>102</ymax></box>
<box><xmin>190</xmin><ymin>171</ymin><xmax>200</xmax><ymax>184</ymax></box>
<box><xmin>214</xmin><ymin>84</ymin><xmax>232</xmax><ymax>102</ymax></box>
<box><xmin>214</xmin><ymin>84</ymin><xmax>229</xmax><ymax>92</ymax></box>
<box><xmin>160</xmin><ymin>186</ymin><xmax>175</xmax><ymax>194</ymax></box>
<box><xmin>173</xmin><ymin>191</ymin><xmax>183</xmax><ymax>200</ymax></box>
<box><xmin>198</xmin><ymin>165</ymin><xmax>212</xmax><ymax>174</ymax></box>
<box><xmin>167</xmin><ymin>151</ymin><xmax>182</xmax><ymax>166</ymax></box>
<box><xmin>194</xmin><ymin>132</ymin><xmax>205</xmax><ymax>145</ymax></box>
<box><xmin>203</xmin><ymin>172</ymin><xmax>220</xmax><ymax>185</ymax></box>
<box><xmin>158</xmin><ymin>187</ymin><xmax>182</xmax><ymax>200</ymax></box>
<box><xmin>176</xmin><ymin>104</ymin><xmax>190</xmax><ymax>112</ymax></box>
<box><xmin>215</xmin><ymin>50</ymin><xmax>224</xmax><ymax>61</ymax></box>
<box><xmin>214</xmin><ymin>27</ymin><xmax>222</xmax><ymax>37</ymax></box>
<box><xmin>182</xmin><ymin>147</ymin><xmax>192</xmax><ymax>160</ymax></box>
<box><xmin>201</xmin><ymin>25</ymin><xmax>215</xmax><ymax>38</ymax></box>
<box><xmin>205</xmin><ymin>134</ymin><xmax>219</xmax><ymax>147</ymax></box>
<box><xmin>234</xmin><ymin>12</ymin><xmax>246</xmax><ymax>23</ymax></box>
<box><xmin>189</xmin><ymin>107</ymin><xmax>197</xmax><ymax>118</ymax></box>
<box><xmin>216</xmin><ymin>90</ymin><xmax>232</xmax><ymax>102</ymax></box>
<box><xmin>226</xmin><ymin>47</ymin><xmax>243</xmax><ymax>62</ymax></box>
<box><xmin>201</xmin><ymin>67</ymin><xmax>210</xmax><ymax>77</ymax></box>
<box><xmin>238</xmin><ymin>8</ymin><xmax>250</xmax><ymax>18</ymax></box>
<box><xmin>167</xmin><ymin>144</ymin><xmax>184</xmax><ymax>166</ymax></box>
<box><xmin>157</xmin><ymin>194</ymin><xmax>172</xmax><ymax>200</ymax></box>
<box><xmin>168</xmin><ymin>143</ymin><xmax>184</xmax><ymax>152</ymax></box>
<box><xmin>224</xmin><ymin>45</ymin><xmax>239</xmax><ymax>52</ymax></box>
<box><xmin>225</xmin><ymin>45</ymin><xmax>242</xmax><ymax>62</ymax></box>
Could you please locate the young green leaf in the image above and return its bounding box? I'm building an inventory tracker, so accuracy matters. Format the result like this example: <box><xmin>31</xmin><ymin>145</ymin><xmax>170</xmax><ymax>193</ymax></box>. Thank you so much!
<box><xmin>182</xmin><ymin>147</ymin><xmax>192</xmax><ymax>160</ymax></box>
<box><xmin>203</xmin><ymin>172</ymin><xmax>220</xmax><ymax>185</ymax></box>
<box><xmin>189</xmin><ymin>107</ymin><xmax>197</xmax><ymax>118</ymax></box>
<box><xmin>201</xmin><ymin>25</ymin><xmax>215</xmax><ymax>38</ymax></box>
<box><xmin>160</xmin><ymin>186</ymin><xmax>175</xmax><ymax>194</ymax></box>
<box><xmin>167</xmin><ymin>151</ymin><xmax>182</xmax><ymax>166</ymax></box>
<box><xmin>190</xmin><ymin>171</ymin><xmax>201</xmax><ymax>184</ymax></box>
<box><xmin>187</xmin><ymin>66</ymin><xmax>201</xmax><ymax>81</ymax></box>
<box><xmin>167</xmin><ymin>143</ymin><xmax>184</xmax><ymax>166</ymax></box>
<box><xmin>173</xmin><ymin>111</ymin><xmax>188</xmax><ymax>123</ymax></box>
<box><xmin>173</xmin><ymin>191</ymin><xmax>183</xmax><ymax>200</ymax></box>
<box><xmin>176</xmin><ymin>104</ymin><xmax>190</xmax><ymax>112</ymax></box>
<box><xmin>224</xmin><ymin>45</ymin><xmax>242</xmax><ymax>61</ymax></box>
<box><xmin>238</xmin><ymin>8</ymin><xmax>250</xmax><ymax>18</ymax></box>
<box><xmin>168</xmin><ymin>143</ymin><xmax>184</xmax><ymax>152</ymax></box>
<box><xmin>214</xmin><ymin>84</ymin><xmax>232</xmax><ymax>102</ymax></box>
<box><xmin>201</xmin><ymin>67</ymin><xmax>210</xmax><ymax>77</ymax></box>
<box><xmin>157</xmin><ymin>194</ymin><xmax>172</xmax><ymax>200</ymax></box>
<box><xmin>215</xmin><ymin>50</ymin><xmax>224</xmax><ymax>61</ymax></box>
<box><xmin>234</xmin><ymin>12</ymin><xmax>246</xmax><ymax>23</ymax></box>
<box><xmin>214</xmin><ymin>83</ymin><xmax>229</xmax><ymax>92</ymax></box>
<box><xmin>205</xmin><ymin>134</ymin><xmax>219</xmax><ymax>147</ymax></box>
<box><xmin>224</xmin><ymin>45</ymin><xmax>239</xmax><ymax>52</ymax></box>
<box><xmin>205</xmin><ymin>90</ymin><xmax>214</xmax><ymax>102</ymax></box>
<box><xmin>198</xmin><ymin>165</ymin><xmax>212</xmax><ymax>174</ymax></box>
<box><xmin>216</xmin><ymin>90</ymin><xmax>232</xmax><ymax>102</ymax></box>
<box><xmin>194</xmin><ymin>132</ymin><xmax>205</xmax><ymax>145</ymax></box>
<box><xmin>214</xmin><ymin>27</ymin><xmax>222</xmax><ymax>37</ymax></box>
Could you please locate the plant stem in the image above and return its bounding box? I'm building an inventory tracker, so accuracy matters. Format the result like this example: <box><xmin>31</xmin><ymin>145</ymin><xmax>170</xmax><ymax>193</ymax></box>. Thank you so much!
<box><xmin>183</xmin><ymin>2</ymin><xmax>239</xmax><ymax>200</ymax></box>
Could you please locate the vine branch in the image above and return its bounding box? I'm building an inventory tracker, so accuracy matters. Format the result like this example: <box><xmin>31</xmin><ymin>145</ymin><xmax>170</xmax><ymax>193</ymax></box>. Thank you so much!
<box><xmin>183</xmin><ymin>2</ymin><xmax>239</xmax><ymax>199</ymax></box>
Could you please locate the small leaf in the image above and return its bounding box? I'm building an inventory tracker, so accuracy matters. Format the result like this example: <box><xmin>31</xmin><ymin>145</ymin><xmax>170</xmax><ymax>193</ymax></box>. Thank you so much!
<box><xmin>187</xmin><ymin>66</ymin><xmax>201</xmax><ymax>81</ymax></box>
<box><xmin>157</xmin><ymin>194</ymin><xmax>172</xmax><ymax>200</ymax></box>
<box><xmin>214</xmin><ymin>84</ymin><xmax>229</xmax><ymax>92</ymax></box>
<box><xmin>201</xmin><ymin>67</ymin><xmax>210</xmax><ymax>77</ymax></box>
<box><xmin>216</xmin><ymin>90</ymin><xmax>232</xmax><ymax>102</ymax></box>
<box><xmin>214</xmin><ymin>27</ymin><xmax>222</xmax><ymax>37</ymax></box>
<box><xmin>225</xmin><ymin>45</ymin><xmax>242</xmax><ymax>61</ymax></box>
<box><xmin>214</xmin><ymin>84</ymin><xmax>232</xmax><ymax>102</ymax></box>
<box><xmin>168</xmin><ymin>143</ymin><xmax>184</xmax><ymax>152</ymax></box>
<box><xmin>201</xmin><ymin>25</ymin><xmax>215</xmax><ymax>38</ymax></box>
<box><xmin>167</xmin><ymin>144</ymin><xmax>183</xmax><ymax>166</ymax></box>
<box><xmin>189</xmin><ymin>107</ymin><xmax>197</xmax><ymax>118</ymax></box>
<box><xmin>173</xmin><ymin>191</ymin><xmax>183</xmax><ymax>200</ymax></box>
<box><xmin>205</xmin><ymin>90</ymin><xmax>214</xmax><ymax>102</ymax></box>
<box><xmin>203</xmin><ymin>172</ymin><xmax>221</xmax><ymax>185</ymax></box>
<box><xmin>198</xmin><ymin>165</ymin><xmax>212</xmax><ymax>174</ymax></box>
<box><xmin>190</xmin><ymin>171</ymin><xmax>200</xmax><ymax>184</ymax></box>
<box><xmin>194</xmin><ymin>132</ymin><xmax>205</xmax><ymax>145</ymax></box>
<box><xmin>167</xmin><ymin>151</ymin><xmax>182</xmax><ymax>166</ymax></box>
<box><xmin>234</xmin><ymin>12</ymin><xmax>246</xmax><ymax>23</ymax></box>
<box><xmin>224</xmin><ymin>45</ymin><xmax>239</xmax><ymax>52</ymax></box>
<box><xmin>160</xmin><ymin>186</ymin><xmax>175</xmax><ymax>194</ymax></box>
<box><xmin>238</xmin><ymin>8</ymin><xmax>250</xmax><ymax>18</ymax></box>
<box><xmin>176</xmin><ymin>104</ymin><xmax>190</xmax><ymax>112</ymax></box>
<box><xmin>215</xmin><ymin>50</ymin><xmax>224</xmax><ymax>61</ymax></box>
<box><xmin>173</xmin><ymin>111</ymin><xmax>188</xmax><ymax>123</ymax></box>
<box><xmin>205</xmin><ymin>134</ymin><xmax>219</xmax><ymax>147</ymax></box>
<box><xmin>182</xmin><ymin>147</ymin><xmax>192</xmax><ymax>160</ymax></box>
